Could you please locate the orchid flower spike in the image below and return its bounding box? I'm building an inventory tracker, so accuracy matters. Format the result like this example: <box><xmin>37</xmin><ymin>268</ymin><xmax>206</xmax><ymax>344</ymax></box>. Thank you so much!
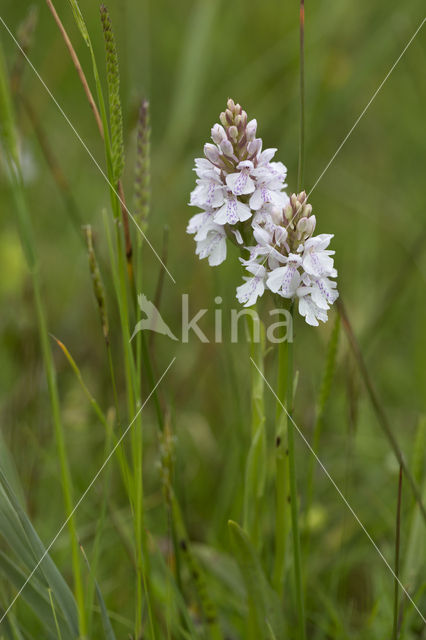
<box><xmin>188</xmin><ymin>99</ymin><xmax>338</xmax><ymax>326</ymax></box>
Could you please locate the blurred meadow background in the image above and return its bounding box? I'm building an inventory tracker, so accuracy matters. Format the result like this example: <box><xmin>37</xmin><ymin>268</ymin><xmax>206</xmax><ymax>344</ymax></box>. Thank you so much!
<box><xmin>0</xmin><ymin>0</ymin><xmax>425</xmax><ymax>638</ymax></box>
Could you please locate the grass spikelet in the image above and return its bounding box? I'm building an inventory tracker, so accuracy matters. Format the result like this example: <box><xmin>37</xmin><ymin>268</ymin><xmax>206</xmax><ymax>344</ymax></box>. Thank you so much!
<box><xmin>133</xmin><ymin>99</ymin><xmax>151</xmax><ymax>232</ymax></box>
<box><xmin>100</xmin><ymin>4</ymin><xmax>124</xmax><ymax>183</ymax></box>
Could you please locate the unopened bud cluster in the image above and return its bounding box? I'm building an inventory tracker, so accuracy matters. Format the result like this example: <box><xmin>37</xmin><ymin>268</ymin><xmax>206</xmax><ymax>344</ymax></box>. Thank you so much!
<box><xmin>187</xmin><ymin>99</ymin><xmax>338</xmax><ymax>326</ymax></box>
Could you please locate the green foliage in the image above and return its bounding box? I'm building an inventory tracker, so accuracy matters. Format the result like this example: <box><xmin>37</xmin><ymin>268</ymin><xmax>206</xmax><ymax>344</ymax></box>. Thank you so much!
<box><xmin>0</xmin><ymin>469</ymin><xmax>79</xmax><ymax>639</ymax></box>
<box><xmin>66</xmin><ymin>0</ymin><xmax>90</xmax><ymax>46</ymax></box>
<box><xmin>228</xmin><ymin>521</ymin><xmax>284</xmax><ymax>640</ymax></box>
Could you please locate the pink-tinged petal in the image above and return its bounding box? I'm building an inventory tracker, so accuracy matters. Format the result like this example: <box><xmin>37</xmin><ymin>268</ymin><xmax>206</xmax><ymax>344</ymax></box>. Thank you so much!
<box><xmin>246</xmin><ymin>119</ymin><xmax>257</xmax><ymax>140</ymax></box>
<box><xmin>226</xmin><ymin>171</ymin><xmax>255</xmax><ymax>196</ymax></box>
<box><xmin>236</xmin><ymin>200</ymin><xmax>252</xmax><ymax>222</ymax></box>
<box><xmin>298</xmin><ymin>297</ymin><xmax>319</xmax><ymax>326</ymax></box>
<box><xmin>311</xmin><ymin>278</ymin><xmax>339</xmax><ymax>307</ymax></box>
<box><xmin>236</xmin><ymin>277</ymin><xmax>265</xmax><ymax>307</ymax></box>
<box><xmin>211</xmin><ymin>123</ymin><xmax>226</xmax><ymax>144</ymax></box>
<box><xmin>208</xmin><ymin>237</ymin><xmax>227</xmax><ymax>266</ymax></box>
<box><xmin>280</xmin><ymin>264</ymin><xmax>302</xmax><ymax>297</ymax></box>
<box><xmin>196</xmin><ymin>228</ymin><xmax>227</xmax><ymax>266</ymax></box>
<box><xmin>303</xmin><ymin>250</ymin><xmax>334</xmax><ymax>277</ymax></box>
<box><xmin>304</xmin><ymin>234</ymin><xmax>333</xmax><ymax>251</ymax></box>
<box><xmin>253</xmin><ymin>224</ymin><xmax>272</xmax><ymax>246</ymax></box>
<box><xmin>187</xmin><ymin>213</ymin><xmax>204</xmax><ymax>235</ymax></box>
<box><xmin>258</xmin><ymin>148</ymin><xmax>277</xmax><ymax>165</ymax></box>
<box><xmin>213</xmin><ymin>194</ymin><xmax>239</xmax><ymax>224</ymax></box>
<box><xmin>266</xmin><ymin>267</ymin><xmax>287</xmax><ymax>293</ymax></box>
<box><xmin>249</xmin><ymin>188</ymin><xmax>264</xmax><ymax>211</ymax></box>
<box><xmin>187</xmin><ymin>211</ymin><xmax>211</xmax><ymax>237</ymax></box>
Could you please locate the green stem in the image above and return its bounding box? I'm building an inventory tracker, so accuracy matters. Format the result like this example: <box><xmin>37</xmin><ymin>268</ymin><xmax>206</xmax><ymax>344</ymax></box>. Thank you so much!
<box><xmin>272</xmin><ymin>336</ymin><xmax>290</xmax><ymax>593</ymax></box>
<box><xmin>297</xmin><ymin>0</ymin><xmax>305</xmax><ymax>192</ymax></box>
<box><xmin>305</xmin><ymin>314</ymin><xmax>340</xmax><ymax>551</ymax></box>
<box><xmin>243</xmin><ymin>310</ymin><xmax>266</xmax><ymax>548</ymax></box>
<box><xmin>393</xmin><ymin>465</ymin><xmax>403</xmax><ymax>640</ymax></box>
<box><xmin>287</xmin><ymin>305</ymin><xmax>306</xmax><ymax>640</ymax></box>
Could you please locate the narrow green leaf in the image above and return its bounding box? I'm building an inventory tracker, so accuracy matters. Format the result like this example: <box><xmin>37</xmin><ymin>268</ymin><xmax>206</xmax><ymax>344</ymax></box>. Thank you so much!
<box><xmin>80</xmin><ymin>547</ymin><xmax>117</xmax><ymax>640</ymax></box>
<box><xmin>66</xmin><ymin>0</ymin><xmax>90</xmax><ymax>45</ymax></box>
<box><xmin>0</xmin><ymin>471</ymin><xmax>79</xmax><ymax>638</ymax></box>
<box><xmin>228</xmin><ymin>520</ymin><xmax>284</xmax><ymax>640</ymax></box>
<box><xmin>0</xmin><ymin>552</ymin><xmax>68</xmax><ymax>640</ymax></box>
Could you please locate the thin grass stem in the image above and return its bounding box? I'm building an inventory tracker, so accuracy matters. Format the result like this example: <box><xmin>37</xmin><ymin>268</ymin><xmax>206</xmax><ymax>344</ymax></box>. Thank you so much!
<box><xmin>393</xmin><ymin>465</ymin><xmax>403</xmax><ymax>640</ymax></box>
<box><xmin>272</xmin><ymin>332</ymin><xmax>290</xmax><ymax>594</ymax></box>
<box><xmin>286</xmin><ymin>305</ymin><xmax>306</xmax><ymax>640</ymax></box>
<box><xmin>297</xmin><ymin>0</ymin><xmax>305</xmax><ymax>192</ymax></box>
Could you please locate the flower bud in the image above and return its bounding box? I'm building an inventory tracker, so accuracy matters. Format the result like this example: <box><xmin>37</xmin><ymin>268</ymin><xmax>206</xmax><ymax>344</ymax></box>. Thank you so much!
<box><xmin>247</xmin><ymin>138</ymin><xmax>261</xmax><ymax>158</ymax></box>
<box><xmin>284</xmin><ymin>202</ymin><xmax>294</xmax><ymax>221</ymax></box>
<box><xmin>234</xmin><ymin>114</ymin><xmax>243</xmax><ymax>129</ymax></box>
<box><xmin>296</xmin><ymin>217</ymin><xmax>309</xmax><ymax>237</ymax></box>
<box><xmin>246</xmin><ymin>119</ymin><xmax>257</xmax><ymax>141</ymax></box>
<box><xmin>275</xmin><ymin>226</ymin><xmax>288</xmax><ymax>246</ymax></box>
<box><xmin>211</xmin><ymin>123</ymin><xmax>226</xmax><ymax>144</ymax></box>
<box><xmin>220</xmin><ymin>138</ymin><xmax>234</xmax><ymax>157</ymax></box>
<box><xmin>225</xmin><ymin>109</ymin><xmax>233</xmax><ymax>124</ymax></box>
<box><xmin>234</xmin><ymin>103</ymin><xmax>242</xmax><ymax>115</ymax></box>
<box><xmin>228</xmin><ymin>125</ymin><xmax>238</xmax><ymax>142</ymax></box>
<box><xmin>204</xmin><ymin>143</ymin><xmax>220</xmax><ymax>164</ymax></box>
<box><xmin>237</xmin><ymin>132</ymin><xmax>247</xmax><ymax>150</ymax></box>
<box><xmin>219</xmin><ymin>111</ymin><xmax>227</xmax><ymax>127</ymax></box>
<box><xmin>303</xmin><ymin>203</ymin><xmax>313</xmax><ymax>217</ymax></box>
<box><xmin>227</xmin><ymin>98</ymin><xmax>236</xmax><ymax>112</ymax></box>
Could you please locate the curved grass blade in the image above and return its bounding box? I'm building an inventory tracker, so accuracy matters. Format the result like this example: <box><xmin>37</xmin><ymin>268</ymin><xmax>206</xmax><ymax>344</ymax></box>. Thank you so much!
<box><xmin>228</xmin><ymin>520</ymin><xmax>284</xmax><ymax>640</ymax></box>
<box><xmin>0</xmin><ymin>470</ymin><xmax>79</xmax><ymax>638</ymax></box>
<box><xmin>80</xmin><ymin>546</ymin><xmax>117</xmax><ymax>640</ymax></box>
<box><xmin>0</xmin><ymin>552</ymin><xmax>70</xmax><ymax>640</ymax></box>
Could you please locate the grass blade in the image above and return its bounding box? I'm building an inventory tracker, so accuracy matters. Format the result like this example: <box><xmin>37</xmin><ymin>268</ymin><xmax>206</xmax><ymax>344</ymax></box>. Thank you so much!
<box><xmin>0</xmin><ymin>470</ymin><xmax>79</xmax><ymax>637</ymax></box>
<box><xmin>228</xmin><ymin>520</ymin><xmax>284</xmax><ymax>640</ymax></box>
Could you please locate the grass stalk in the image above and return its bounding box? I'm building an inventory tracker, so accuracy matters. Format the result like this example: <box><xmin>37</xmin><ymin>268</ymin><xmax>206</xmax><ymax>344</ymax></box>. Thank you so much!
<box><xmin>45</xmin><ymin>0</ymin><xmax>104</xmax><ymax>138</ymax></box>
<box><xmin>243</xmin><ymin>311</ymin><xmax>266</xmax><ymax>548</ymax></box>
<box><xmin>286</xmin><ymin>305</ymin><xmax>306</xmax><ymax>640</ymax></box>
<box><xmin>297</xmin><ymin>0</ymin><xmax>305</xmax><ymax>192</ymax></box>
<box><xmin>272</xmin><ymin>333</ymin><xmax>290</xmax><ymax>594</ymax></box>
<box><xmin>305</xmin><ymin>314</ymin><xmax>340</xmax><ymax>546</ymax></box>
<box><xmin>393</xmin><ymin>465</ymin><xmax>403</xmax><ymax>640</ymax></box>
